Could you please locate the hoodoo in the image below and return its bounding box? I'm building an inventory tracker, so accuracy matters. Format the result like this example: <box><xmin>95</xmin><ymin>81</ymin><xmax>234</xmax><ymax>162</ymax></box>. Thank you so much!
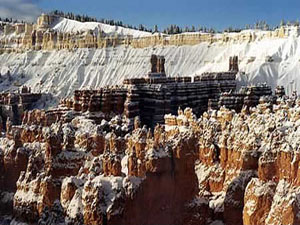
<box><xmin>1</xmin><ymin>5</ymin><xmax>300</xmax><ymax>224</ymax></box>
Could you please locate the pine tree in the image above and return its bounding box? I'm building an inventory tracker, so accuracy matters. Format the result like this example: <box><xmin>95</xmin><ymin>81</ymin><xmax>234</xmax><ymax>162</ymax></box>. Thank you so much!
<box><xmin>138</xmin><ymin>24</ymin><xmax>145</xmax><ymax>31</ymax></box>
<box><xmin>154</xmin><ymin>25</ymin><xmax>158</xmax><ymax>33</ymax></box>
<box><xmin>280</xmin><ymin>19</ymin><xmax>286</xmax><ymax>27</ymax></box>
<box><xmin>209</xmin><ymin>28</ymin><xmax>216</xmax><ymax>33</ymax></box>
<box><xmin>175</xmin><ymin>26</ymin><xmax>180</xmax><ymax>34</ymax></box>
<box><xmin>263</xmin><ymin>23</ymin><xmax>270</xmax><ymax>31</ymax></box>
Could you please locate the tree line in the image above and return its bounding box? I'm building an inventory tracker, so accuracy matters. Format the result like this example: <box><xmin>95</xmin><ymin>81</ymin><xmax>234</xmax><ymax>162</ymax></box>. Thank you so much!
<box><xmin>51</xmin><ymin>10</ymin><xmax>154</xmax><ymax>33</ymax></box>
<box><xmin>51</xmin><ymin>11</ymin><xmax>300</xmax><ymax>35</ymax></box>
<box><xmin>0</xmin><ymin>17</ymin><xmax>24</xmax><ymax>24</ymax></box>
<box><xmin>2</xmin><ymin>11</ymin><xmax>300</xmax><ymax>35</ymax></box>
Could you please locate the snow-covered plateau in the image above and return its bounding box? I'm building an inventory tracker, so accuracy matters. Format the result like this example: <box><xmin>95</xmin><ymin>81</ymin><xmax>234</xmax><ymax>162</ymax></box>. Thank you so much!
<box><xmin>0</xmin><ymin>37</ymin><xmax>298</xmax><ymax>94</ymax></box>
<box><xmin>0</xmin><ymin>16</ymin><xmax>300</xmax><ymax>101</ymax></box>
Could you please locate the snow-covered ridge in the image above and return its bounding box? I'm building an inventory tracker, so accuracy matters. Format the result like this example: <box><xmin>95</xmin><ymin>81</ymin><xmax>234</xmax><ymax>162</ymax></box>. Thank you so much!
<box><xmin>1</xmin><ymin>14</ymin><xmax>300</xmax><ymax>102</ymax></box>
<box><xmin>51</xmin><ymin>17</ymin><xmax>152</xmax><ymax>38</ymax></box>
<box><xmin>1</xmin><ymin>34</ymin><xmax>300</xmax><ymax>99</ymax></box>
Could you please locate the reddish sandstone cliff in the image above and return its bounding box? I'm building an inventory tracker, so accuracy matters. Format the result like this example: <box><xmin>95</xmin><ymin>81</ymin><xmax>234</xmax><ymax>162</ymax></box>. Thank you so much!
<box><xmin>2</xmin><ymin>100</ymin><xmax>300</xmax><ymax>224</ymax></box>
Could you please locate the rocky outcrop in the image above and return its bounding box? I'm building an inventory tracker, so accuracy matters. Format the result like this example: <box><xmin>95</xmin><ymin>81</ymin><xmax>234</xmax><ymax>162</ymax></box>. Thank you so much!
<box><xmin>0</xmin><ymin>86</ymin><xmax>42</xmax><ymax>126</ymax></box>
<box><xmin>211</xmin><ymin>83</ymin><xmax>273</xmax><ymax>112</ymax></box>
<box><xmin>60</xmin><ymin>56</ymin><xmax>240</xmax><ymax>129</ymax></box>
<box><xmin>0</xmin><ymin>14</ymin><xmax>297</xmax><ymax>54</ymax></box>
<box><xmin>3</xmin><ymin>90</ymin><xmax>300</xmax><ymax>224</ymax></box>
<box><xmin>150</xmin><ymin>54</ymin><xmax>165</xmax><ymax>74</ymax></box>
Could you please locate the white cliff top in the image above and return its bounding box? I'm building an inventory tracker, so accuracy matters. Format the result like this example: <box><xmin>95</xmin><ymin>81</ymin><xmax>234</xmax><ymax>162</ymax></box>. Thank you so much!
<box><xmin>51</xmin><ymin>17</ymin><xmax>152</xmax><ymax>38</ymax></box>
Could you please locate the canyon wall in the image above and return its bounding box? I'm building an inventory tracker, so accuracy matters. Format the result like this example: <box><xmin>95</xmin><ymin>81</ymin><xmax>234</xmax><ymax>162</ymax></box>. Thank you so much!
<box><xmin>0</xmin><ymin>14</ymin><xmax>298</xmax><ymax>54</ymax></box>
<box><xmin>1</xmin><ymin>16</ymin><xmax>299</xmax><ymax>100</ymax></box>
<box><xmin>0</xmin><ymin>14</ymin><xmax>300</xmax><ymax>102</ymax></box>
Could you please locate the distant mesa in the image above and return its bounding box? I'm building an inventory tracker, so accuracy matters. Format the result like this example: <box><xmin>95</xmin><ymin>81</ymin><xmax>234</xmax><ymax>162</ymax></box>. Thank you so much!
<box><xmin>0</xmin><ymin>13</ymin><xmax>296</xmax><ymax>54</ymax></box>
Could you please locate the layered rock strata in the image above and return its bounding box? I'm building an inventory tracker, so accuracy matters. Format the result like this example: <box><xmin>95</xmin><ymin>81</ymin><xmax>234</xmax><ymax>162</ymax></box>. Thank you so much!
<box><xmin>60</xmin><ymin>55</ymin><xmax>241</xmax><ymax>128</ymax></box>
<box><xmin>0</xmin><ymin>86</ymin><xmax>42</xmax><ymax>128</ymax></box>
<box><xmin>209</xmin><ymin>84</ymin><xmax>273</xmax><ymax>112</ymax></box>
<box><xmin>1</xmin><ymin>94</ymin><xmax>300</xmax><ymax>224</ymax></box>
<box><xmin>0</xmin><ymin>14</ymin><xmax>297</xmax><ymax>54</ymax></box>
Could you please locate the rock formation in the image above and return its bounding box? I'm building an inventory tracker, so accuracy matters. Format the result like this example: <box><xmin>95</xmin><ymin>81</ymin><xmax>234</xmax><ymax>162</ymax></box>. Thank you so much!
<box><xmin>0</xmin><ymin>14</ymin><xmax>296</xmax><ymax>54</ymax></box>
<box><xmin>0</xmin><ymin>86</ymin><xmax>42</xmax><ymax>126</ymax></box>
<box><xmin>150</xmin><ymin>54</ymin><xmax>165</xmax><ymax>74</ymax></box>
<box><xmin>229</xmin><ymin>56</ymin><xmax>239</xmax><ymax>72</ymax></box>
<box><xmin>60</xmin><ymin>56</ymin><xmax>242</xmax><ymax>129</ymax></box>
<box><xmin>2</xmin><ymin>85</ymin><xmax>300</xmax><ymax>225</ymax></box>
<box><xmin>1</xmin><ymin>15</ymin><xmax>300</xmax><ymax>223</ymax></box>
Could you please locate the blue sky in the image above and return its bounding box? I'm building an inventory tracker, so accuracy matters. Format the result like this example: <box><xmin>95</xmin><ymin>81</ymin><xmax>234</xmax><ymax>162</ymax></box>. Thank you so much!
<box><xmin>1</xmin><ymin>0</ymin><xmax>300</xmax><ymax>30</ymax></box>
<box><xmin>37</xmin><ymin>0</ymin><xmax>300</xmax><ymax>30</ymax></box>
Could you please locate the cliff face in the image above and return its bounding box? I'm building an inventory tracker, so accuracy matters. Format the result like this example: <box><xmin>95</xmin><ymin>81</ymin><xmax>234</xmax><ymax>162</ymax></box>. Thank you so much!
<box><xmin>1</xmin><ymin>98</ymin><xmax>300</xmax><ymax>224</ymax></box>
<box><xmin>0</xmin><ymin>14</ymin><xmax>294</xmax><ymax>53</ymax></box>
<box><xmin>1</xmin><ymin>14</ymin><xmax>300</xmax><ymax>104</ymax></box>
<box><xmin>1</xmin><ymin>32</ymin><xmax>299</xmax><ymax>102</ymax></box>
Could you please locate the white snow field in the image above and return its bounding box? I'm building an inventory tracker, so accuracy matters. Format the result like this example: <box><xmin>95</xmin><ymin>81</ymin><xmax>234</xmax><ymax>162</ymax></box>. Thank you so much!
<box><xmin>1</xmin><ymin>20</ymin><xmax>300</xmax><ymax>100</ymax></box>
<box><xmin>51</xmin><ymin>17</ymin><xmax>152</xmax><ymax>38</ymax></box>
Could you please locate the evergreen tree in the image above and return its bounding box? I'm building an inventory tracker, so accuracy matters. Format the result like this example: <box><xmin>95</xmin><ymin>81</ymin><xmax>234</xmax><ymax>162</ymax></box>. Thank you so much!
<box><xmin>263</xmin><ymin>23</ymin><xmax>270</xmax><ymax>31</ymax></box>
<box><xmin>138</xmin><ymin>24</ymin><xmax>145</xmax><ymax>31</ymax></box>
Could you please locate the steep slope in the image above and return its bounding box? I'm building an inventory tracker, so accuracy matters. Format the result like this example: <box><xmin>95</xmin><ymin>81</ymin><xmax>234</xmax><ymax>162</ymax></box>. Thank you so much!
<box><xmin>0</xmin><ymin>16</ymin><xmax>300</xmax><ymax>101</ymax></box>
<box><xmin>51</xmin><ymin>17</ymin><xmax>152</xmax><ymax>38</ymax></box>
<box><xmin>1</xmin><ymin>35</ymin><xmax>300</xmax><ymax>99</ymax></box>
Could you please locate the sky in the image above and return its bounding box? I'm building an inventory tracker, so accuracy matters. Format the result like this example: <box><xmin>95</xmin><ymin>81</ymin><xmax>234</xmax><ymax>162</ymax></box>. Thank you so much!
<box><xmin>1</xmin><ymin>0</ymin><xmax>300</xmax><ymax>30</ymax></box>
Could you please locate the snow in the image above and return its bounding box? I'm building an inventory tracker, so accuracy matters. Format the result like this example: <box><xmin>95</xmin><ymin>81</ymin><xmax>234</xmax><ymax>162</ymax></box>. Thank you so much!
<box><xmin>67</xmin><ymin>188</ymin><xmax>84</xmax><ymax>219</ymax></box>
<box><xmin>14</xmin><ymin>189</ymin><xmax>39</xmax><ymax>204</ymax></box>
<box><xmin>2</xmin><ymin>32</ymin><xmax>300</xmax><ymax>101</ymax></box>
<box><xmin>165</xmin><ymin>124</ymin><xmax>190</xmax><ymax>133</ymax></box>
<box><xmin>265</xmin><ymin>179</ymin><xmax>300</xmax><ymax>224</ymax></box>
<box><xmin>209</xmin><ymin>192</ymin><xmax>226</xmax><ymax>213</ymax></box>
<box><xmin>85</xmin><ymin>175</ymin><xmax>123</xmax><ymax>213</ymax></box>
<box><xmin>9</xmin><ymin>219</ymin><xmax>29</xmax><ymax>225</ymax></box>
<box><xmin>195</xmin><ymin>161</ymin><xmax>212</xmax><ymax>190</ymax></box>
<box><xmin>245</xmin><ymin>199</ymin><xmax>257</xmax><ymax>216</ymax></box>
<box><xmin>121</xmin><ymin>155</ymin><xmax>129</xmax><ymax>176</ymax></box>
<box><xmin>123</xmin><ymin>176</ymin><xmax>144</xmax><ymax>197</ymax></box>
<box><xmin>251</xmin><ymin>179</ymin><xmax>276</xmax><ymax>197</ymax></box>
<box><xmin>145</xmin><ymin>147</ymin><xmax>169</xmax><ymax>159</ymax></box>
<box><xmin>52</xmin><ymin>17</ymin><xmax>152</xmax><ymax>38</ymax></box>
<box><xmin>187</xmin><ymin>196</ymin><xmax>209</xmax><ymax>207</ymax></box>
